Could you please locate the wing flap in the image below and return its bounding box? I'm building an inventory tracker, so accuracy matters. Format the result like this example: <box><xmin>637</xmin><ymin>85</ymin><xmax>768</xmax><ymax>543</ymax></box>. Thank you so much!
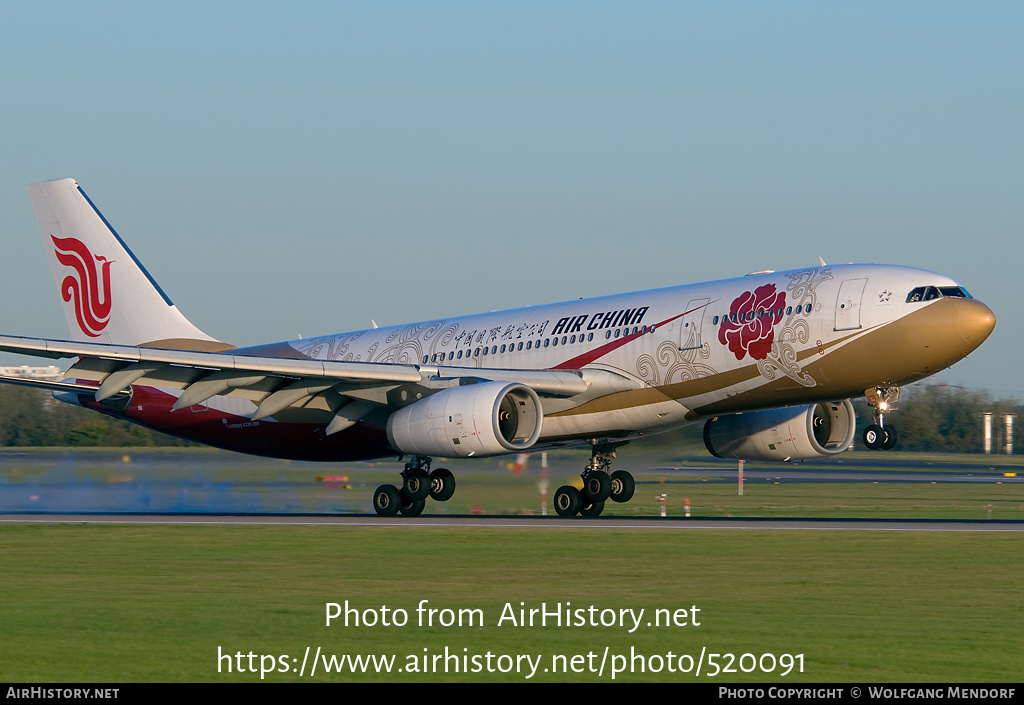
<box><xmin>171</xmin><ymin>372</ymin><xmax>268</xmax><ymax>410</ymax></box>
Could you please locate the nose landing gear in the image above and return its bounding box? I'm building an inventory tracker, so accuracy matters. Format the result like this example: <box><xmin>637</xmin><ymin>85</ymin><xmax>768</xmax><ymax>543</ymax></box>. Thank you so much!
<box><xmin>863</xmin><ymin>386</ymin><xmax>900</xmax><ymax>450</ymax></box>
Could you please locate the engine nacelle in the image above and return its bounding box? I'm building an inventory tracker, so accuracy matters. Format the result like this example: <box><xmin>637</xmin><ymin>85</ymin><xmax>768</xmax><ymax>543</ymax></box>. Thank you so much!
<box><xmin>703</xmin><ymin>400</ymin><xmax>856</xmax><ymax>461</ymax></box>
<box><xmin>386</xmin><ymin>381</ymin><xmax>543</xmax><ymax>458</ymax></box>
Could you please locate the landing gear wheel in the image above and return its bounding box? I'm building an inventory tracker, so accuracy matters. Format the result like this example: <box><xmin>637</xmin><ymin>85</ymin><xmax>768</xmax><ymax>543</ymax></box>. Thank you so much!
<box><xmin>373</xmin><ymin>484</ymin><xmax>401</xmax><ymax>517</ymax></box>
<box><xmin>583</xmin><ymin>472</ymin><xmax>612</xmax><ymax>502</ymax></box>
<box><xmin>400</xmin><ymin>497</ymin><xmax>426</xmax><ymax>517</ymax></box>
<box><xmin>881</xmin><ymin>426</ymin><xmax>898</xmax><ymax>450</ymax></box>
<box><xmin>609</xmin><ymin>470</ymin><xmax>635</xmax><ymax>503</ymax></box>
<box><xmin>865</xmin><ymin>385</ymin><xmax>901</xmax><ymax>451</ymax></box>
<box><xmin>580</xmin><ymin>499</ymin><xmax>605</xmax><ymax>517</ymax></box>
<box><xmin>863</xmin><ymin>424</ymin><xmax>883</xmax><ymax>450</ymax></box>
<box><xmin>429</xmin><ymin>468</ymin><xmax>456</xmax><ymax>502</ymax></box>
<box><xmin>403</xmin><ymin>469</ymin><xmax>431</xmax><ymax>501</ymax></box>
<box><xmin>553</xmin><ymin>485</ymin><xmax>582</xmax><ymax>517</ymax></box>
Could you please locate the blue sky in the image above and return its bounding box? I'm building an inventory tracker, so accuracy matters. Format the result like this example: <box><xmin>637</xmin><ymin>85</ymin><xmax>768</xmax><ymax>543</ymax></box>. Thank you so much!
<box><xmin>0</xmin><ymin>2</ymin><xmax>1020</xmax><ymax>396</ymax></box>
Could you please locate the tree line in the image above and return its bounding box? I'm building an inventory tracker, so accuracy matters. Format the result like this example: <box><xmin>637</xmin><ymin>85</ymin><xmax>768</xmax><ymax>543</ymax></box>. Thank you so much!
<box><xmin>0</xmin><ymin>382</ymin><xmax>1019</xmax><ymax>453</ymax></box>
<box><xmin>0</xmin><ymin>385</ymin><xmax>194</xmax><ymax>447</ymax></box>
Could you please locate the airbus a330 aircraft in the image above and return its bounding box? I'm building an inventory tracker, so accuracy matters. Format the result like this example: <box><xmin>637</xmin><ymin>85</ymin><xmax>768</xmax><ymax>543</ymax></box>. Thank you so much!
<box><xmin>0</xmin><ymin>179</ymin><xmax>996</xmax><ymax>517</ymax></box>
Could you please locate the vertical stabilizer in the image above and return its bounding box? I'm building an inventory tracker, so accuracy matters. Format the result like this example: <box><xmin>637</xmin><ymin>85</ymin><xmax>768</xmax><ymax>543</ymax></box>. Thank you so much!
<box><xmin>28</xmin><ymin>178</ymin><xmax>232</xmax><ymax>350</ymax></box>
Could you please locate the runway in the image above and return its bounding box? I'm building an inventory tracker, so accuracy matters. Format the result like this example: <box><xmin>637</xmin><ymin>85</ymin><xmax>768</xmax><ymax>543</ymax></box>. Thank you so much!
<box><xmin>2</xmin><ymin>450</ymin><xmax>1020</xmax><ymax>519</ymax></box>
<box><xmin>2</xmin><ymin>512</ymin><xmax>1022</xmax><ymax>531</ymax></box>
<box><xmin>648</xmin><ymin>465</ymin><xmax>1023</xmax><ymax>484</ymax></box>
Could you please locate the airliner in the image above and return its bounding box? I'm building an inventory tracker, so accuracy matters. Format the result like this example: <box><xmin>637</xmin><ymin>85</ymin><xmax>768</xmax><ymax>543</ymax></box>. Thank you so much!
<box><xmin>0</xmin><ymin>179</ymin><xmax>996</xmax><ymax>517</ymax></box>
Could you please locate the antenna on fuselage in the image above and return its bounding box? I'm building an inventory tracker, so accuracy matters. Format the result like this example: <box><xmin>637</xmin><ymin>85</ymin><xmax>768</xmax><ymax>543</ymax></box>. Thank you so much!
<box><xmin>819</xmin><ymin>257</ymin><xmax>827</xmax><ymax>266</ymax></box>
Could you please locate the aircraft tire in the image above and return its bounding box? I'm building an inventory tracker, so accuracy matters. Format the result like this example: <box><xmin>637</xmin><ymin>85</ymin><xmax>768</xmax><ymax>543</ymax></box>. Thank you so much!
<box><xmin>580</xmin><ymin>499</ymin><xmax>605</xmax><ymax>517</ymax></box>
<box><xmin>400</xmin><ymin>498</ymin><xmax>426</xmax><ymax>517</ymax></box>
<box><xmin>554</xmin><ymin>486</ymin><xmax>582</xmax><ymax>517</ymax></box>
<box><xmin>403</xmin><ymin>469</ymin><xmax>431</xmax><ymax>501</ymax></box>
<box><xmin>881</xmin><ymin>426</ymin><xmax>898</xmax><ymax>450</ymax></box>
<box><xmin>863</xmin><ymin>425</ymin><xmax>883</xmax><ymax>450</ymax></box>
<box><xmin>429</xmin><ymin>468</ymin><xmax>456</xmax><ymax>502</ymax></box>
<box><xmin>609</xmin><ymin>470</ymin><xmax>635</xmax><ymax>503</ymax></box>
<box><xmin>373</xmin><ymin>484</ymin><xmax>402</xmax><ymax>517</ymax></box>
<box><xmin>583</xmin><ymin>472</ymin><xmax>612</xmax><ymax>502</ymax></box>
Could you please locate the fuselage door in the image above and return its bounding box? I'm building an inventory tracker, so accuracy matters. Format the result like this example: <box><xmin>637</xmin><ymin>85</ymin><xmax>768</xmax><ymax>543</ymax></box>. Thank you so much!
<box><xmin>835</xmin><ymin>279</ymin><xmax>867</xmax><ymax>331</ymax></box>
<box><xmin>679</xmin><ymin>298</ymin><xmax>710</xmax><ymax>351</ymax></box>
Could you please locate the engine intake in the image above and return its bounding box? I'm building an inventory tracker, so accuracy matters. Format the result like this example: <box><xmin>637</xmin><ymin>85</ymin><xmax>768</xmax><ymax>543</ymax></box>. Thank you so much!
<box><xmin>703</xmin><ymin>400</ymin><xmax>856</xmax><ymax>461</ymax></box>
<box><xmin>386</xmin><ymin>381</ymin><xmax>543</xmax><ymax>458</ymax></box>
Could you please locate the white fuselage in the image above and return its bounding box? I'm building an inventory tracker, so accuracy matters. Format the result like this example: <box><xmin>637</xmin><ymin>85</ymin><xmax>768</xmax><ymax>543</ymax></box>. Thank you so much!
<box><xmin>247</xmin><ymin>263</ymin><xmax>971</xmax><ymax>447</ymax></box>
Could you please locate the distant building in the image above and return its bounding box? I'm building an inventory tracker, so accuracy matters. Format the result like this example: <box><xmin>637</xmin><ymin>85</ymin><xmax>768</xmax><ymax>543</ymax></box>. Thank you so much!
<box><xmin>0</xmin><ymin>365</ymin><xmax>64</xmax><ymax>381</ymax></box>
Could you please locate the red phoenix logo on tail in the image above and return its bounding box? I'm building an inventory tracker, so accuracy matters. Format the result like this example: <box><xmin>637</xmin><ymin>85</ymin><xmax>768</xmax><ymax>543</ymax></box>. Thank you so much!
<box><xmin>51</xmin><ymin>235</ymin><xmax>114</xmax><ymax>337</ymax></box>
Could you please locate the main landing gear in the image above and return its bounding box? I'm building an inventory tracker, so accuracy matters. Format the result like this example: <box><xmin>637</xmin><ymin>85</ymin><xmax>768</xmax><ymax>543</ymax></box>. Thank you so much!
<box><xmin>863</xmin><ymin>386</ymin><xmax>900</xmax><ymax>451</ymax></box>
<box><xmin>554</xmin><ymin>441</ymin><xmax>636</xmax><ymax>518</ymax></box>
<box><xmin>373</xmin><ymin>456</ymin><xmax>456</xmax><ymax>517</ymax></box>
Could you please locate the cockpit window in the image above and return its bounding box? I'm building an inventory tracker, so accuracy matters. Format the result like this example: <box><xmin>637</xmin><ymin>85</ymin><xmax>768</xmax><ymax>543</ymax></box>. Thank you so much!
<box><xmin>906</xmin><ymin>285</ymin><xmax>973</xmax><ymax>303</ymax></box>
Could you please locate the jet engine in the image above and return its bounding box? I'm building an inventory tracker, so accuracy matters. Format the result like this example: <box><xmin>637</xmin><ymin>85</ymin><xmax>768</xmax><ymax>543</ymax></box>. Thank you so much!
<box><xmin>703</xmin><ymin>400</ymin><xmax>856</xmax><ymax>461</ymax></box>
<box><xmin>386</xmin><ymin>381</ymin><xmax>543</xmax><ymax>458</ymax></box>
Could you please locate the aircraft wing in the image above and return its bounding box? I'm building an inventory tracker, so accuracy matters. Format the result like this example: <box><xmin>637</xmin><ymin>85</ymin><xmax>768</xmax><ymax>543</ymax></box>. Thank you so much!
<box><xmin>0</xmin><ymin>334</ymin><xmax>592</xmax><ymax>425</ymax></box>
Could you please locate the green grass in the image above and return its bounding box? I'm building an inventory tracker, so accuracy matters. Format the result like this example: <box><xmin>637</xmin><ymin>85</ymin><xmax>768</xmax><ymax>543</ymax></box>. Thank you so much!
<box><xmin>0</xmin><ymin>525</ymin><xmax>1021</xmax><ymax>682</ymax></box>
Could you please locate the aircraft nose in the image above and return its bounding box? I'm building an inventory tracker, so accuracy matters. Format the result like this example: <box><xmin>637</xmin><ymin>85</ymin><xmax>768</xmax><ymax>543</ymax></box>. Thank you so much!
<box><xmin>957</xmin><ymin>298</ymin><xmax>996</xmax><ymax>349</ymax></box>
